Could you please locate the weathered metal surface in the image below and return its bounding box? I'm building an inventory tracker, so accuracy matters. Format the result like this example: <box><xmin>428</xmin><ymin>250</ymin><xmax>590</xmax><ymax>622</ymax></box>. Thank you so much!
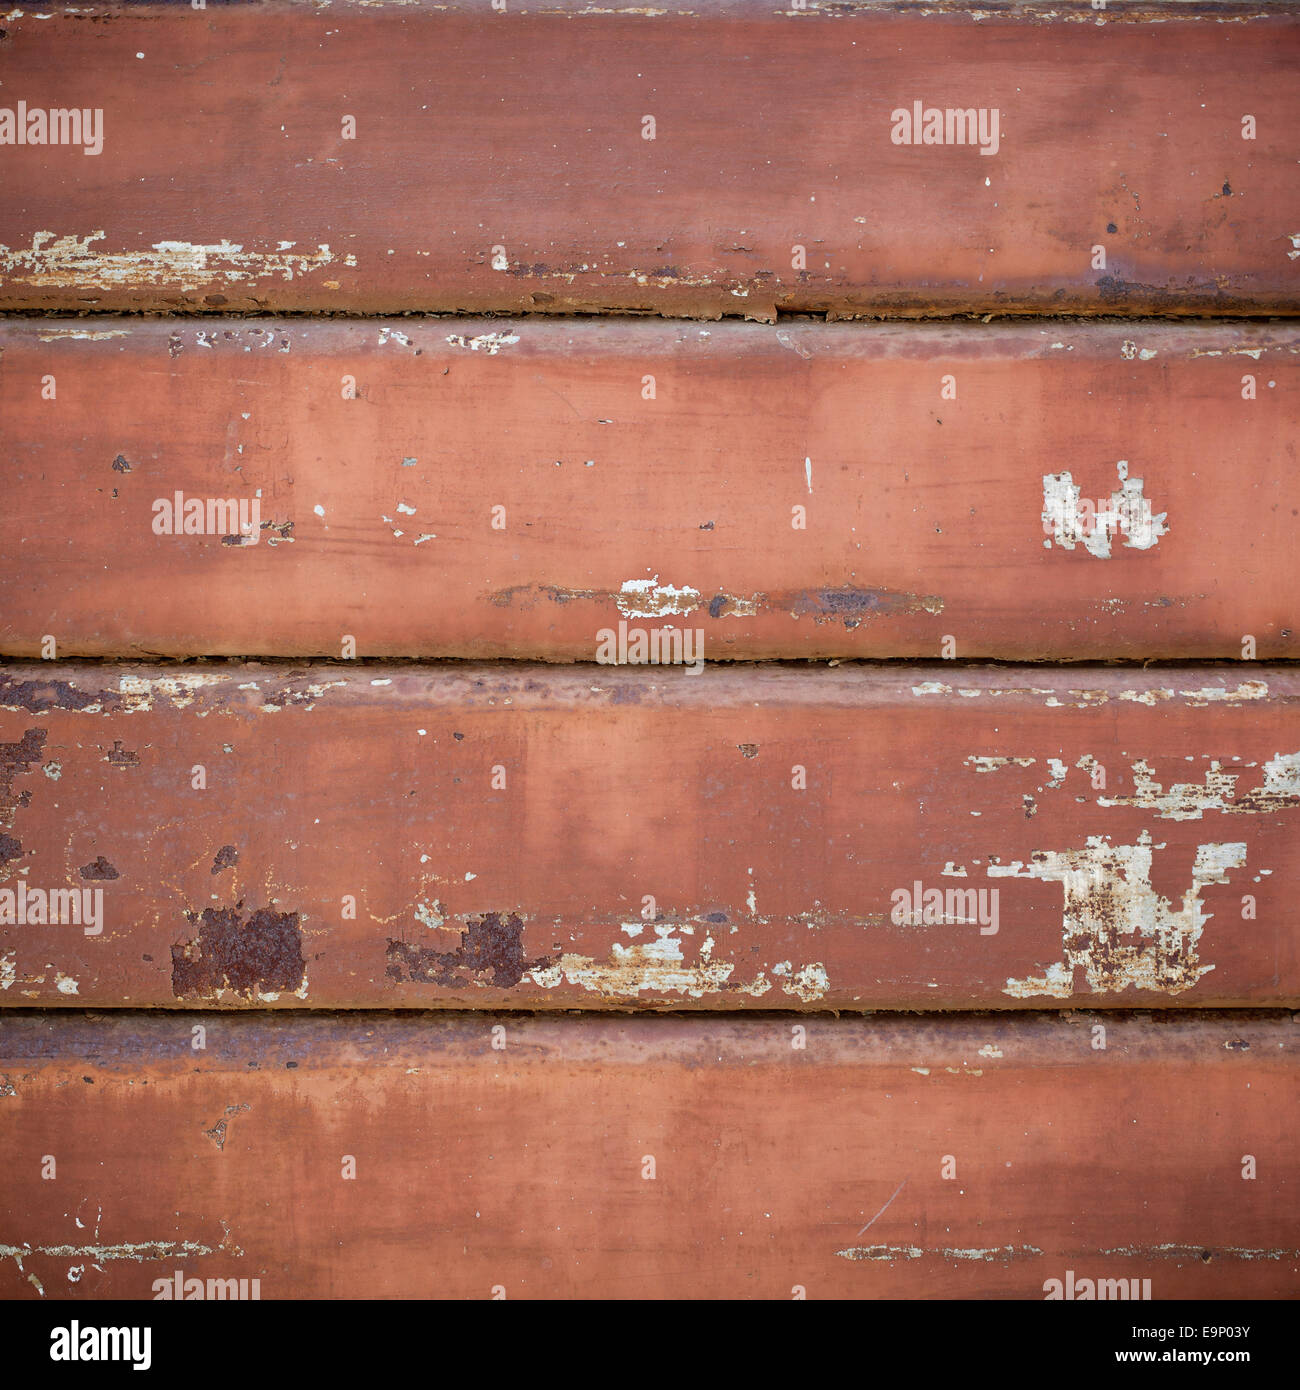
<box><xmin>0</xmin><ymin>1010</ymin><xmax>1295</xmax><ymax>1299</ymax></box>
<box><xmin>2</xmin><ymin>318</ymin><xmax>1296</xmax><ymax>662</ymax></box>
<box><xmin>1</xmin><ymin>4</ymin><xmax>1297</xmax><ymax>316</ymax></box>
<box><xmin>1</xmin><ymin>662</ymin><xmax>1296</xmax><ymax>1010</ymax></box>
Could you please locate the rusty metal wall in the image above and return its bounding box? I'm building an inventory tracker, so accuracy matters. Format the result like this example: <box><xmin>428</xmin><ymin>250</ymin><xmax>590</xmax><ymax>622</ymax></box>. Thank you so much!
<box><xmin>0</xmin><ymin>0</ymin><xmax>1297</xmax><ymax>1304</ymax></box>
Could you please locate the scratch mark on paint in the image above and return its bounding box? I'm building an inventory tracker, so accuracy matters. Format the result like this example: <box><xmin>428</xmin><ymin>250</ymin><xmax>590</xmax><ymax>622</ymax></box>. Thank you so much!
<box><xmin>1100</xmin><ymin>1243</ymin><xmax>1300</xmax><ymax>1261</ymax></box>
<box><xmin>838</xmin><ymin>1244</ymin><xmax>1041</xmax><ymax>1262</ymax></box>
<box><xmin>856</xmin><ymin>1179</ymin><xmax>907</xmax><ymax>1237</ymax></box>
<box><xmin>0</xmin><ymin>1239</ymin><xmax>226</xmax><ymax>1270</ymax></box>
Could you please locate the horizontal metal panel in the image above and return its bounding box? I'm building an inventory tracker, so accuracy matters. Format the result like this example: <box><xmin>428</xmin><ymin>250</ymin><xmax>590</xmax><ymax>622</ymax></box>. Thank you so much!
<box><xmin>1</xmin><ymin>662</ymin><xmax>1295</xmax><ymax>1009</ymax></box>
<box><xmin>2</xmin><ymin>319</ymin><xmax>1295</xmax><ymax>661</ymax></box>
<box><xmin>0</xmin><ymin>1010</ymin><xmax>1296</xmax><ymax>1299</ymax></box>
<box><xmin>0</xmin><ymin>5</ymin><xmax>1296</xmax><ymax>314</ymax></box>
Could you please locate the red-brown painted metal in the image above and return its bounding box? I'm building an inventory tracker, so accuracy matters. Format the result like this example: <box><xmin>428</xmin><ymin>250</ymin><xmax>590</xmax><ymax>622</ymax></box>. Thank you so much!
<box><xmin>0</xmin><ymin>4</ymin><xmax>1297</xmax><ymax>316</ymax></box>
<box><xmin>1</xmin><ymin>662</ymin><xmax>1295</xmax><ymax>1010</ymax></box>
<box><xmin>2</xmin><ymin>319</ymin><xmax>1295</xmax><ymax>662</ymax></box>
<box><xmin>0</xmin><ymin>1010</ymin><xmax>1296</xmax><ymax>1299</ymax></box>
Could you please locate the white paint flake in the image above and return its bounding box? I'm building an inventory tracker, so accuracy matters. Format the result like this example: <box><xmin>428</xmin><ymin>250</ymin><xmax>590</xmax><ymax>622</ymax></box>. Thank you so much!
<box><xmin>1043</xmin><ymin>462</ymin><xmax>1168</xmax><ymax>557</ymax></box>
<box><xmin>445</xmin><ymin>331</ymin><xmax>520</xmax><ymax>354</ymax></box>
<box><xmin>616</xmin><ymin>576</ymin><xmax>703</xmax><ymax>617</ymax></box>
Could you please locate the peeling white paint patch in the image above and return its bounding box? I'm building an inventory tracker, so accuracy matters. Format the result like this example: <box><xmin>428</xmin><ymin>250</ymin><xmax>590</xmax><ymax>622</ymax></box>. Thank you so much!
<box><xmin>377</xmin><ymin>326</ymin><xmax>411</xmax><ymax>348</ymax></box>
<box><xmin>414</xmin><ymin>898</ymin><xmax>445</xmax><ymax>930</ymax></box>
<box><xmin>1046</xmin><ymin>759</ymin><xmax>1069</xmax><ymax>788</ymax></box>
<box><xmin>977</xmin><ymin>1045</ymin><xmax>1003</xmax><ymax>1059</ymax></box>
<box><xmin>54</xmin><ymin>973</ymin><xmax>78</xmax><ymax>995</ymax></box>
<box><xmin>255</xmin><ymin>978</ymin><xmax>309</xmax><ymax>1004</ymax></box>
<box><xmin>1112</xmin><ymin>682</ymin><xmax>1268</xmax><ymax>708</ymax></box>
<box><xmin>528</xmin><ymin>927</ymin><xmax>798</xmax><ymax>1000</ymax></box>
<box><xmin>837</xmin><ymin>1244</ymin><xmax>1041</xmax><ymax>1262</ymax></box>
<box><xmin>996</xmin><ymin>832</ymin><xmax>1245</xmax><ymax>998</ymax></box>
<box><xmin>966</xmin><ymin>756</ymin><xmax>1035</xmax><ymax>773</ymax></box>
<box><xmin>0</xmin><ymin>232</ymin><xmax>355</xmax><ymax>290</ymax></box>
<box><xmin>1176</xmin><ymin>682</ymin><xmax>1269</xmax><ymax>706</ymax></box>
<box><xmin>35</xmin><ymin>327</ymin><xmax>131</xmax><ymax>341</ymax></box>
<box><xmin>1098</xmin><ymin>754</ymin><xmax>1300</xmax><ymax>819</ymax></box>
<box><xmin>118</xmin><ymin>671</ymin><xmax>225</xmax><ymax>712</ymax></box>
<box><xmin>616</xmin><ymin>576</ymin><xmax>703</xmax><ymax>618</ymax></box>
<box><xmin>1254</xmin><ymin>752</ymin><xmax>1300</xmax><ymax>802</ymax></box>
<box><xmin>911</xmin><ymin>682</ymin><xmax>952</xmax><ymax>697</ymax></box>
<box><xmin>1042</xmin><ymin>462</ymin><xmax>1168</xmax><ymax>557</ymax></box>
<box><xmin>0</xmin><ymin>955</ymin><xmax>15</xmax><ymax>991</ymax></box>
<box><xmin>445</xmin><ymin>331</ymin><xmax>520</xmax><ymax>354</ymax></box>
<box><xmin>1289</xmin><ymin>234</ymin><xmax>1300</xmax><ymax>262</ymax></box>
<box><xmin>782</xmin><ymin>961</ymin><xmax>829</xmax><ymax>1002</ymax></box>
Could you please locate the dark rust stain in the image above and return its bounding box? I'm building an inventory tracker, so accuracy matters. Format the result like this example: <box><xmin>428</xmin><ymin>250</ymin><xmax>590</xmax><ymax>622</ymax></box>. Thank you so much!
<box><xmin>0</xmin><ymin>676</ymin><xmax>112</xmax><ymax>713</ymax></box>
<box><xmin>111</xmin><ymin>453</ymin><xmax>132</xmax><ymax>474</ymax></box>
<box><xmin>105</xmin><ymin>740</ymin><xmax>139</xmax><ymax>767</ymax></box>
<box><xmin>172</xmin><ymin>906</ymin><xmax>305</xmax><ymax>999</ymax></box>
<box><xmin>1094</xmin><ymin>274</ymin><xmax>1227</xmax><ymax>308</ymax></box>
<box><xmin>385</xmin><ymin>912</ymin><xmax>554</xmax><ymax>990</ymax></box>
<box><xmin>211</xmin><ymin>845</ymin><xmax>239</xmax><ymax>875</ymax></box>
<box><xmin>489</xmin><ymin>583</ymin><xmax>599</xmax><ymax>609</ymax></box>
<box><xmin>786</xmin><ymin>587</ymin><xmax>943</xmax><ymax>627</ymax></box>
<box><xmin>0</xmin><ymin>728</ymin><xmax>46</xmax><ymax>833</ymax></box>
<box><xmin>738</xmin><ymin>744</ymin><xmax>759</xmax><ymax>758</ymax></box>
<box><xmin>489</xmin><ymin>583</ymin><xmax>942</xmax><ymax>629</ymax></box>
<box><xmin>79</xmin><ymin>855</ymin><xmax>119</xmax><ymax>881</ymax></box>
